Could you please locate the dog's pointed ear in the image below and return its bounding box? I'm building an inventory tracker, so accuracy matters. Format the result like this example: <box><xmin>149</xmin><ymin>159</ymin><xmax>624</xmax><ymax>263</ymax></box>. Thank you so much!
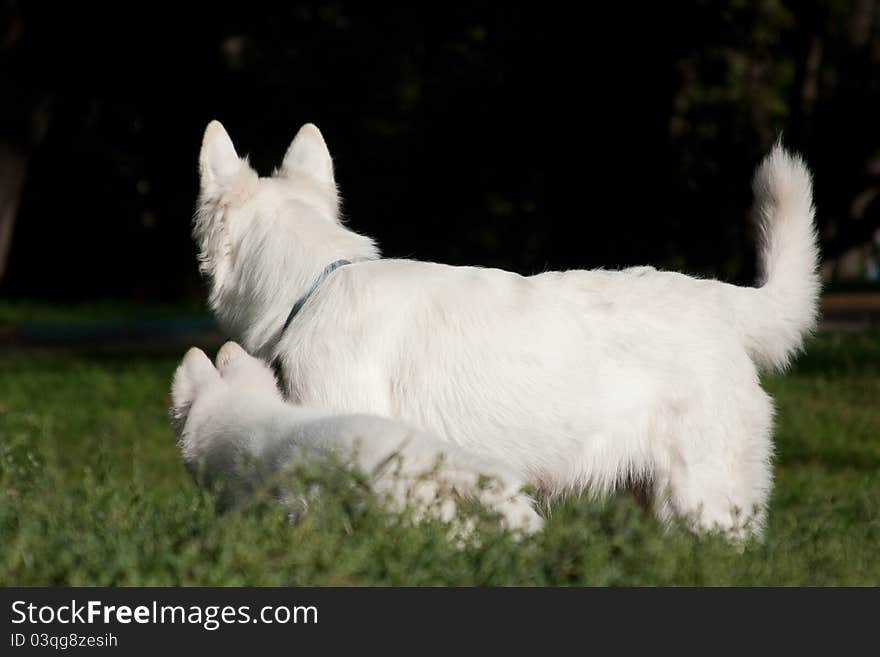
<box><xmin>280</xmin><ymin>123</ymin><xmax>335</xmax><ymax>186</ymax></box>
<box><xmin>199</xmin><ymin>120</ymin><xmax>242</xmax><ymax>194</ymax></box>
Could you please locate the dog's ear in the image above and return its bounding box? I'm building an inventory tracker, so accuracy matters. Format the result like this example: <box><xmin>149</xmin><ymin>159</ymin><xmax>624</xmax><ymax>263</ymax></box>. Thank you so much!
<box><xmin>199</xmin><ymin>120</ymin><xmax>242</xmax><ymax>195</ymax></box>
<box><xmin>280</xmin><ymin>123</ymin><xmax>335</xmax><ymax>186</ymax></box>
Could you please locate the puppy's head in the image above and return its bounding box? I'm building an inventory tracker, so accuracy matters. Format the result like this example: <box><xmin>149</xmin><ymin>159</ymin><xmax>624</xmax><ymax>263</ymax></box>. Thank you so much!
<box><xmin>193</xmin><ymin>120</ymin><xmax>341</xmax><ymax>298</ymax></box>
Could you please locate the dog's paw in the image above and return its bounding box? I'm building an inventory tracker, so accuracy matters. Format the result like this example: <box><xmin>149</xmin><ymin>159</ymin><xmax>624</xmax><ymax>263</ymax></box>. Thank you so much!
<box><xmin>171</xmin><ymin>347</ymin><xmax>221</xmax><ymax>434</ymax></box>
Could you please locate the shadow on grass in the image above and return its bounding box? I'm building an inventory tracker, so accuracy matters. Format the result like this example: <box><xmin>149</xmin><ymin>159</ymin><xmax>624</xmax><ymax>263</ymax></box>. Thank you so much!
<box><xmin>791</xmin><ymin>330</ymin><xmax>880</xmax><ymax>377</ymax></box>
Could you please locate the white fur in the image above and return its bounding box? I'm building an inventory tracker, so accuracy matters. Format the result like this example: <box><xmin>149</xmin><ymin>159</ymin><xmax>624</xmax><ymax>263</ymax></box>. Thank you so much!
<box><xmin>171</xmin><ymin>342</ymin><xmax>542</xmax><ymax>532</ymax></box>
<box><xmin>193</xmin><ymin>121</ymin><xmax>820</xmax><ymax>539</ymax></box>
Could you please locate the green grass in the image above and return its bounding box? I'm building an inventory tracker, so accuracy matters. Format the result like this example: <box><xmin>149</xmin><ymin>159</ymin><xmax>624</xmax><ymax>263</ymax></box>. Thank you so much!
<box><xmin>1</xmin><ymin>330</ymin><xmax>878</xmax><ymax>585</ymax></box>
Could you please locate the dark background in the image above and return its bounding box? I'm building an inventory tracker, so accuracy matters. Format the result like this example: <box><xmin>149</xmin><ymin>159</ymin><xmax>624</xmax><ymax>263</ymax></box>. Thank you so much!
<box><xmin>1</xmin><ymin>1</ymin><xmax>878</xmax><ymax>306</ymax></box>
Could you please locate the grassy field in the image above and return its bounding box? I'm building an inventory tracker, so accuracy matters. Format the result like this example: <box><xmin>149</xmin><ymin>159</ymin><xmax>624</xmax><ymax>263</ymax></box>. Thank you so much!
<box><xmin>1</xmin><ymin>325</ymin><xmax>878</xmax><ymax>585</ymax></box>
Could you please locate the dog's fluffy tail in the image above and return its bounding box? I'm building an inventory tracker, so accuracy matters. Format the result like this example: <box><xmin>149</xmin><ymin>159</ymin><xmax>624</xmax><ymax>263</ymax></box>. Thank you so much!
<box><xmin>735</xmin><ymin>142</ymin><xmax>820</xmax><ymax>373</ymax></box>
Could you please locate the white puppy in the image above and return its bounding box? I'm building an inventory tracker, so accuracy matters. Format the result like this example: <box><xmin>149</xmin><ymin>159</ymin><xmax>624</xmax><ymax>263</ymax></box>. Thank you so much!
<box><xmin>194</xmin><ymin>121</ymin><xmax>819</xmax><ymax>539</ymax></box>
<box><xmin>171</xmin><ymin>341</ymin><xmax>542</xmax><ymax>532</ymax></box>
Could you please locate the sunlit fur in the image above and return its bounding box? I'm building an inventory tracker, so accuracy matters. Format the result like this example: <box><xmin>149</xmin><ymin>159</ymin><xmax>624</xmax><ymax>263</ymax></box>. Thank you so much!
<box><xmin>171</xmin><ymin>341</ymin><xmax>542</xmax><ymax>532</ymax></box>
<box><xmin>193</xmin><ymin>121</ymin><xmax>819</xmax><ymax>539</ymax></box>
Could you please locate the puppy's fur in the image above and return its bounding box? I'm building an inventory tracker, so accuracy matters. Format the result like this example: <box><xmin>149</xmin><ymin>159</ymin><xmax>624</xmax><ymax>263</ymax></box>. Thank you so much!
<box><xmin>171</xmin><ymin>341</ymin><xmax>542</xmax><ymax>532</ymax></box>
<box><xmin>193</xmin><ymin>121</ymin><xmax>819</xmax><ymax>538</ymax></box>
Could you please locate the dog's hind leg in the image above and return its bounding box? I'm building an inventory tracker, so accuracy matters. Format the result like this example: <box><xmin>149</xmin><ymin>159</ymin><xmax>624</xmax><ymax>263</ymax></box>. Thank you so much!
<box><xmin>664</xmin><ymin>385</ymin><xmax>774</xmax><ymax>542</ymax></box>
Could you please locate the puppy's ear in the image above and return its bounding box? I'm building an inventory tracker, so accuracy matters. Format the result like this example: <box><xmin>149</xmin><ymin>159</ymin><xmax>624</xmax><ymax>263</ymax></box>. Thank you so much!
<box><xmin>280</xmin><ymin>123</ymin><xmax>335</xmax><ymax>186</ymax></box>
<box><xmin>170</xmin><ymin>347</ymin><xmax>220</xmax><ymax>436</ymax></box>
<box><xmin>199</xmin><ymin>120</ymin><xmax>242</xmax><ymax>195</ymax></box>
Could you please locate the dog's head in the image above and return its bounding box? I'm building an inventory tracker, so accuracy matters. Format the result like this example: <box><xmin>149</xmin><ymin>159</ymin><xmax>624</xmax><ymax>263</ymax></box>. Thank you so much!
<box><xmin>193</xmin><ymin>121</ymin><xmax>379</xmax><ymax>350</ymax></box>
<box><xmin>194</xmin><ymin>121</ymin><xmax>342</xmax><ymax>292</ymax></box>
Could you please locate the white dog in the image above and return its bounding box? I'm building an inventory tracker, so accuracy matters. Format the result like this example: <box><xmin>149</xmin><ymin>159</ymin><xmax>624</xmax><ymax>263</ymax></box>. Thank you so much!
<box><xmin>171</xmin><ymin>340</ymin><xmax>542</xmax><ymax>531</ymax></box>
<box><xmin>193</xmin><ymin>120</ymin><xmax>819</xmax><ymax>539</ymax></box>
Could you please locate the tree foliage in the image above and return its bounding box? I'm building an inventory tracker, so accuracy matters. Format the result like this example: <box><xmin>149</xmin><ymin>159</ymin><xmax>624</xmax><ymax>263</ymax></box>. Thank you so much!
<box><xmin>0</xmin><ymin>2</ymin><xmax>877</xmax><ymax>299</ymax></box>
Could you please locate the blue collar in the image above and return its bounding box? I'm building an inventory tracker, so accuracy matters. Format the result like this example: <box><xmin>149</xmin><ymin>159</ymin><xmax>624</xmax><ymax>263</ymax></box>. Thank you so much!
<box><xmin>281</xmin><ymin>259</ymin><xmax>351</xmax><ymax>334</ymax></box>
